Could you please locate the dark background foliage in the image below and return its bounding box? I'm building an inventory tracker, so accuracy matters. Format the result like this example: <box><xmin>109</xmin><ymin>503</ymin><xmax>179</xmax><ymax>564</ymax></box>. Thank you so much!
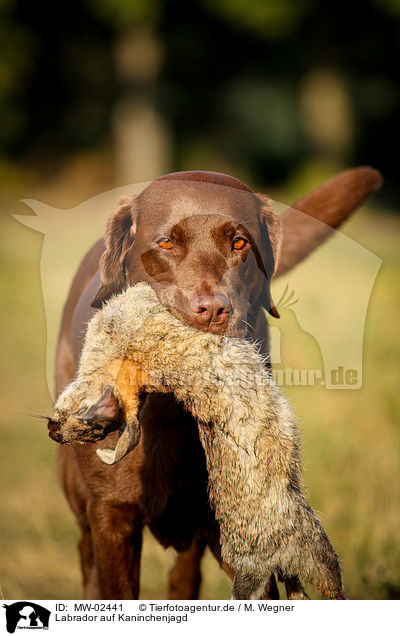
<box><xmin>0</xmin><ymin>0</ymin><xmax>399</xmax><ymax>203</ymax></box>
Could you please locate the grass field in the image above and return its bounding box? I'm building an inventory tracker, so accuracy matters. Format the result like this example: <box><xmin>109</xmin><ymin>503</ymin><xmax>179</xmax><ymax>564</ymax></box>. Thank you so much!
<box><xmin>0</xmin><ymin>184</ymin><xmax>399</xmax><ymax>600</ymax></box>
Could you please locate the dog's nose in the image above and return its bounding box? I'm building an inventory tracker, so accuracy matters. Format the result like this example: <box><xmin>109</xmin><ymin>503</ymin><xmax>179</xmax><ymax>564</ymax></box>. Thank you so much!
<box><xmin>189</xmin><ymin>293</ymin><xmax>231</xmax><ymax>332</ymax></box>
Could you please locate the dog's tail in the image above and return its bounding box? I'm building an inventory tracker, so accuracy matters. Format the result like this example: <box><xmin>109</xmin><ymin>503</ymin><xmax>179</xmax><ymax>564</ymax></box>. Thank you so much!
<box><xmin>275</xmin><ymin>166</ymin><xmax>382</xmax><ymax>277</ymax></box>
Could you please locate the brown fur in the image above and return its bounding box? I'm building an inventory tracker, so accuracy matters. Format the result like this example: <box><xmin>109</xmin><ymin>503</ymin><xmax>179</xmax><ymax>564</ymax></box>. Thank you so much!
<box><xmin>54</xmin><ymin>168</ymin><xmax>381</xmax><ymax>599</ymax></box>
<box><xmin>51</xmin><ymin>283</ymin><xmax>343</xmax><ymax>599</ymax></box>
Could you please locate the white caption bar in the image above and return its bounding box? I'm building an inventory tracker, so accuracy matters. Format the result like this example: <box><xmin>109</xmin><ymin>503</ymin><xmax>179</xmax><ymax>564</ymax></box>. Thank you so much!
<box><xmin>1</xmin><ymin>600</ymin><xmax>398</xmax><ymax>636</ymax></box>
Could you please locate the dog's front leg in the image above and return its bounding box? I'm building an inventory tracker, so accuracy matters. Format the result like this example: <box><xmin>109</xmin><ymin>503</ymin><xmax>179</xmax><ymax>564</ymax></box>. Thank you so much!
<box><xmin>168</xmin><ymin>538</ymin><xmax>207</xmax><ymax>599</ymax></box>
<box><xmin>87</xmin><ymin>499</ymin><xmax>143</xmax><ymax>599</ymax></box>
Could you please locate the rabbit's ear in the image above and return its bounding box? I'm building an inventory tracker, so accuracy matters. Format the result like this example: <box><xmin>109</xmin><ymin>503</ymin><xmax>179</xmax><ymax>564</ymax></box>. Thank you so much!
<box><xmin>96</xmin><ymin>416</ymin><xmax>141</xmax><ymax>465</ymax></box>
<box><xmin>81</xmin><ymin>386</ymin><xmax>120</xmax><ymax>424</ymax></box>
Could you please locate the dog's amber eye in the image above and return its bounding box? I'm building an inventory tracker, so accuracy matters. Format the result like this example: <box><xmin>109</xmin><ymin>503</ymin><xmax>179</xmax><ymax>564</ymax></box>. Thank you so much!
<box><xmin>157</xmin><ymin>238</ymin><xmax>174</xmax><ymax>250</ymax></box>
<box><xmin>232</xmin><ymin>237</ymin><xmax>247</xmax><ymax>251</ymax></box>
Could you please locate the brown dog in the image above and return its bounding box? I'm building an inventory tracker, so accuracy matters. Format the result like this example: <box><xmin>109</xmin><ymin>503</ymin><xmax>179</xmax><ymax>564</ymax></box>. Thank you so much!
<box><xmin>54</xmin><ymin>168</ymin><xmax>381</xmax><ymax>600</ymax></box>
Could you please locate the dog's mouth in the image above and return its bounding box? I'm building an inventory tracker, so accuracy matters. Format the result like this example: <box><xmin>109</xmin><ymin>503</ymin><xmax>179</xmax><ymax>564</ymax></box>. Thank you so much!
<box><xmin>170</xmin><ymin>306</ymin><xmax>248</xmax><ymax>337</ymax></box>
<box><xmin>156</xmin><ymin>296</ymin><xmax>247</xmax><ymax>337</ymax></box>
<box><xmin>203</xmin><ymin>322</ymin><xmax>230</xmax><ymax>335</ymax></box>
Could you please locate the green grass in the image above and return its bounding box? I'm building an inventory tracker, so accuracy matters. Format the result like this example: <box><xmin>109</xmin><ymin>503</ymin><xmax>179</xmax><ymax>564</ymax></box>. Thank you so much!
<box><xmin>0</xmin><ymin>190</ymin><xmax>399</xmax><ymax>600</ymax></box>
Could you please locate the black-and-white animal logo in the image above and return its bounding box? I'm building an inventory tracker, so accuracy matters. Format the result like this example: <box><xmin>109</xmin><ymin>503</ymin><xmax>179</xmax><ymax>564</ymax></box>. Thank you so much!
<box><xmin>3</xmin><ymin>602</ymin><xmax>50</xmax><ymax>633</ymax></box>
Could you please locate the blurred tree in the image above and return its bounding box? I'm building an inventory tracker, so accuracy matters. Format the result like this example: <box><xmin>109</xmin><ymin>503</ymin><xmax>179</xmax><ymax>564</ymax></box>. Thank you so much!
<box><xmin>111</xmin><ymin>26</ymin><xmax>171</xmax><ymax>183</ymax></box>
<box><xmin>0</xmin><ymin>0</ymin><xmax>115</xmax><ymax>171</ymax></box>
<box><xmin>0</xmin><ymin>1</ymin><xmax>34</xmax><ymax>150</ymax></box>
<box><xmin>0</xmin><ymin>0</ymin><xmax>398</xmax><ymax>202</ymax></box>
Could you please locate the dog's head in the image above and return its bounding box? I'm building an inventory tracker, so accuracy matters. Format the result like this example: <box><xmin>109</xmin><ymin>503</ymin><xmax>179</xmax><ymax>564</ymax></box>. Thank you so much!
<box><xmin>91</xmin><ymin>167</ymin><xmax>382</xmax><ymax>337</ymax></box>
<box><xmin>92</xmin><ymin>171</ymin><xmax>282</xmax><ymax>337</ymax></box>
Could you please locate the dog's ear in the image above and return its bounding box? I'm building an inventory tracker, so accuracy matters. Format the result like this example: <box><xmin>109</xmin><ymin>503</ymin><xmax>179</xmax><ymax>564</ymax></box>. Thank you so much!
<box><xmin>91</xmin><ymin>195</ymin><xmax>137</xmax><ymax>308</ymax></box>
<box><xmin>255</xmin><ymin>194</ymin><xmax>282</xmax><ymax>318</ymax></box>
<box><xmin>277</xmin><ymin>166</ymin><xmax>382</xmax><ymax>276</ymax></box>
